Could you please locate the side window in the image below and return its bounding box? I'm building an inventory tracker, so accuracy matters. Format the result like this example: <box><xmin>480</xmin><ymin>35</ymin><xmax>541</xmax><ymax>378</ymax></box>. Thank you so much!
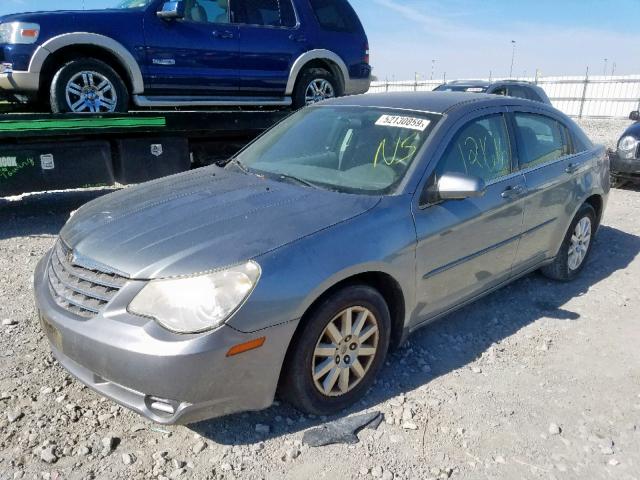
<box><xmin>435</xmin><ymin>115</ymin><xmax>512</xmax><ymax>183</ymax></box>
<box><xmin>506</xmin><ymin>86</ymin><xmax>529</xmax><ymax>100</ymax></box>
<box><xmin>184</xmin><ymin>0</ymin><xmax>230</xmax><ymax>23</ymax></box>
<box><xmin>309</xmin><ymin>0</ymin><xmax>362</xmax><ymax>33</ymax></box>
<box><xmin>514</xmin><ymin>113</ymin><xmax>570</xmax><ymax>168</ymax></box>
<box><xmin>235</xmin><ymin>0</ymin><xmax>297</xmax><ymax>27</ymax></box>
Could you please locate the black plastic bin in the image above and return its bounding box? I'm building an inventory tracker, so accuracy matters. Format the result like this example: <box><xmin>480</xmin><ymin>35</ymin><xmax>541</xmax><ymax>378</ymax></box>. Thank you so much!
<box><xmin>0</xmin><ymin>141</ymin><xmax>114</xmax><ymax>197</ymax></box>
<box><xmin>113</xmin><ymin>137</ymin><xmax>190</xmax><ymax>184</ymax></box>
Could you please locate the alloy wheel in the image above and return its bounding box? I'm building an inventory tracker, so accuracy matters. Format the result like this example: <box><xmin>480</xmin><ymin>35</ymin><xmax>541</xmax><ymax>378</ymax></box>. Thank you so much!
<box><xmin>65</xmin><ymin>71</ymin><xmax>118</xmax><ymax>113</ymax></box>
<box><xmin>304</xmin><ymin>79</ymin><xmax>336</xmax><ymax>105</ymax></box>
<box><xmin>568</xmin><ymin>216</ymin><xmax>592</xmax><ymax>271</ymax></box>
<box><xmin>311</xmin><ymin>306</ymin><xmax>379</xmax><ymax>397</ymax></box>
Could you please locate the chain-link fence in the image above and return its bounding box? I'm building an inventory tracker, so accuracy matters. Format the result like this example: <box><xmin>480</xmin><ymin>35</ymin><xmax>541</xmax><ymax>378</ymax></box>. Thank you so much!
<box><xmin>368</xmin><ymin>75</ymin><xmax>640</xmax><ymax>119</ymax></box>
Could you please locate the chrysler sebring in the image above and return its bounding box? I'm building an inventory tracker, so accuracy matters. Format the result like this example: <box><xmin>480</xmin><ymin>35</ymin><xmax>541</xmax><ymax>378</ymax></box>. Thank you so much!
<box><xmin>34</xmin><ymin>92</ymin><xmax>609</xmax><ymax>424</ymax></box>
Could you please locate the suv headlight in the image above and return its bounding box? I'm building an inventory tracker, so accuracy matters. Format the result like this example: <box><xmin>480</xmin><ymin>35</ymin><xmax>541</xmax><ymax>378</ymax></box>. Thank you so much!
<box><xmin>0</xmin><ymin>22</ymin><xmax>40</xmax><ymax>45</ymax></box>
<box><xmin>129</xmin><ymin>261</ymin><xmax>261</xmax><ymax>334</ymax></box>
<box><xmin>618</xmin><ymin>135</ymin><xmax>639</xmax><ymax>160</ymax></box>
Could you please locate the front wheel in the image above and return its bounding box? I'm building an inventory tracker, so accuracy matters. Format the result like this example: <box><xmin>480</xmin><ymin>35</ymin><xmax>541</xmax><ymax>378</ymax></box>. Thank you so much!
<box><xmin>279</xmin><ymin>285</ymin><xmax>390</xmax><ymax>415</ymax></box>
<box><xmin>292</xmin><ymin>68</ymin><xmax>340</xmax><ymax>110</ymax></box>
<box><xmin>50</xmin><ymin>58</ymin><xmax>129</xmax><ymax>114</ymax></box>
<box><xmin>541</xmin><ymin>203</ymin><xmax>596</xmax><ymax>281</ymax></box>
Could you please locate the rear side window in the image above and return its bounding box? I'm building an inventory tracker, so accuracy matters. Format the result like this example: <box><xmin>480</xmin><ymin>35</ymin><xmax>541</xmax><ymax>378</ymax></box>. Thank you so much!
<box><xmin>235</xmin><ymin>0</ymin><xmax>297</xmax><ymax>27</ymax></box>
<box><xmin>435</xmin><ymin>114</ymin><xmax>512</xmax><ymax>183</ymax></box>
<box><xmin>514</xmin><ymin>113</ymin><xmax>570</xmax><ymax>167</ymax></box>
<box><xmin>508</xmin><ymin>86</ymin><xmax>542</xmax><ymax>102</ymax></box>
<box><xmin>309</xmin><ymin>0</ymin><xmax>362</xmax><ymax>33</ymax></box>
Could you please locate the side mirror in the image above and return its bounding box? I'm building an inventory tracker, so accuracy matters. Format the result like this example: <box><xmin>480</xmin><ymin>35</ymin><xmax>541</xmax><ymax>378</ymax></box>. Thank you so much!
<box><xmin>436</xmin><ymin>172</ymin><xmax>486</xmax><ymax>200</ymax></box>
<box><xmin>157</xmin><ymin>1</ymin><xmax>185</xmax><ymax>20</ymax></box>
<box><xmin>630</xmin><ymin>111</ymin><xmax>639</xmax><ymax>121</ymax></box>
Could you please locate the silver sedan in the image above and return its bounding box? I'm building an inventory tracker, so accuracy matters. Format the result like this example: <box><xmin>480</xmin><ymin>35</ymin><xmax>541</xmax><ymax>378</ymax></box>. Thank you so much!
<box><xmin>34</xmin><ymin>92</ymin><xmax>609</xmax><ymax>424</ymax></box>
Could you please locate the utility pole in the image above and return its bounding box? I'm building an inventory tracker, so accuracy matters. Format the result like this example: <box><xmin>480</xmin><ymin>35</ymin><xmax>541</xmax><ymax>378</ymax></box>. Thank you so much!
<box><xmin>430</xmin><ymin>59</ymin><xmax>435</xmax><ymax>81</ymax></box>
<box><xmin>611</xmin><ymin>62</ymin><xmax>617</xmax><ymax>76</ymax></box>
<box><xmin>509</xmin><ymin>40</ymin><xmax>516</xmax><ymax>78</ymax></box>
<box><xmin>603</xmin><ymin>58</ymin><xmax>608</xmax><ymax>76</ymax></box>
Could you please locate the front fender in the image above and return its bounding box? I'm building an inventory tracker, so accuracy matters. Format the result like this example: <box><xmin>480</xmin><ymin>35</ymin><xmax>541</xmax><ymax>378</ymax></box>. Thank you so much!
<box><xmin>29</xmin><ymin>33</ymin><xmax>144</xmax><ymax>94</ymax></box>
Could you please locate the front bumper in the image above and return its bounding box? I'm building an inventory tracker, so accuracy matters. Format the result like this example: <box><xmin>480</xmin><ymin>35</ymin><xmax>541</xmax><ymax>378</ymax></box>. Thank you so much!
<box><xmin>0</xmin><ymin>70</ymin><xmax>39</xmax><ymax>93</ymax></box>
<box><xmin>610</xmin><ymin>150</ymin><xmax>640</xmax><ymax>177</ymax></box>
<box><xmin>34</xmin><ymin>253</ymin><xmax>298</xmax><ymax>425</ymax></box>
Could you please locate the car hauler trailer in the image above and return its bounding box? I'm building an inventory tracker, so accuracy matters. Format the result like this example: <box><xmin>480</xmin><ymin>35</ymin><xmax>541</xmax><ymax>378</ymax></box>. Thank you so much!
<box><xmin>0</xmin><ymin>110</ymin><xmax>288</xmax><ymax>197</ymax></box>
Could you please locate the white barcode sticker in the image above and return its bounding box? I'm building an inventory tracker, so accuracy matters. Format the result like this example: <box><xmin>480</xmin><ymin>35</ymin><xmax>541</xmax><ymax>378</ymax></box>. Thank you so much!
<box><xmin>40</xmin><ymin>154</ymin><xmax>55</xmax><ymax>170</ymax></box>
<box><xmin>375</xmin><ymin>115</ymin><xmax>431</xmax><ymax>131</ymax></box>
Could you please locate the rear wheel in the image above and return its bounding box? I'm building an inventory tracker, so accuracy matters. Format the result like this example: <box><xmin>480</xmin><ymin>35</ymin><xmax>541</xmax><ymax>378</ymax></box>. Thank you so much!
<box><xmin>280</xmin><ymin>285</ymin><xmax>390</xmax><ymax>415</ymax></box>
<box><xmin>292</xmin><ymin>68</ymin><xmax>340</xmax><ymax>110</ymax></box>
<box><xmin>541</xmin><ymin>203</ymin><xmax>596</xmax><ymax>281</ymax></box>
<box><xmin>50</xmin><ymin>58</ymin><xmax>128</xmax><ymax>114</ymax></box>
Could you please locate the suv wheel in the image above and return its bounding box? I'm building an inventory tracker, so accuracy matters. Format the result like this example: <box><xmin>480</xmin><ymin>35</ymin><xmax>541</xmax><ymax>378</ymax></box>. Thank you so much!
<box><xmin>280</xmin><ymin>285</ymin><xmax>390</xmax><ymax>415</ymax></box>
<box><xmin>541</xmin><ymin>203</ymin><xmax>596</xmax><ymax>281</ymax></box>
<box><xmin>50</xmin><ymin>58</ymin><xmax>128</xmax><ymax>114</ymax></box>
<box><xmin>292</xmin><ymin>68</ymin><xmax>340</xmax><ymax>109</ymax></box>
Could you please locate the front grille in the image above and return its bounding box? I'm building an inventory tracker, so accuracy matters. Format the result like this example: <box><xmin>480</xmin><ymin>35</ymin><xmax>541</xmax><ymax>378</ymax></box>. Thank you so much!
<box><xmin>47</xmin><ymin>241</ymin><xmax>127</xmax><ymax>318</ymax></box>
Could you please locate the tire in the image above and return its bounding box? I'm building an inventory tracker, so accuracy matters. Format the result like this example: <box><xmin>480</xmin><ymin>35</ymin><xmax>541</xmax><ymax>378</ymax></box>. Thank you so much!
<box><xmin>279</xmin><ymin>285</ymin><xmax>391</xmax><ymax>415</ymax></box>
<box><xmin>610</xmin><ymin>174</ymin><xmax>625</xmax><ymax>189</ymax></box>
<box><xmin>50</xmin><ymin>58</ymin><xmax>128</xmax><ymax>114</ymax></box>
<box><xmin>292</xmin><ymin>67</ymin><xmax>341</xmax><ymax>110</ymax></box>
<box><xmin>541</xmin><ymin>203</ymin><xmax>596</xmax><ymax>281</ymax></box>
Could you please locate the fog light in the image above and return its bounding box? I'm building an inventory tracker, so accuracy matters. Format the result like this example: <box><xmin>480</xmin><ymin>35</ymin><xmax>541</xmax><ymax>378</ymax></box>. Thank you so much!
<box><xmin>145</xmin><ymin>395</ymin><xmax>178</xmax><ymax>416</ymax></box>
<box><xmin>0</xmin><ymin>63</ymin><xmax>12</xmax><ymax>74</ymax></box>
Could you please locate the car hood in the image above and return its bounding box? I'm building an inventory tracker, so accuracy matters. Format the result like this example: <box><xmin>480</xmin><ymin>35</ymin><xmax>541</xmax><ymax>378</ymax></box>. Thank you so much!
<box><xmin>0</xmin><ymin>10</ymin><xmax>141</xmax><ymax>24</ymax></box>
<box><xmin>621</xmin><ymin>122</ymin><xmax>640</xmax><ymax>140</ymax></box>
<box><xmin>60</xmin><ymin>167</ymin><xmax>380</xmax><ymax>279</ymax></box>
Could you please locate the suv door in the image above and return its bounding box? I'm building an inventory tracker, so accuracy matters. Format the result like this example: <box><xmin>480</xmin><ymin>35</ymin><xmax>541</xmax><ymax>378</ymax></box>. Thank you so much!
<box><xmin>412</xmin><ymin>112</ymin><xmax>526</xmax><ymax>324</ymax></box>
<box><xmin>143</xmin><ymin>0</ymin><xmax>239</xmax><ymax>96</ymax></box>
<box><xmin>509</xmin><ymin>110</ymin><xmax>584</xmax><ymax>271</ymax></box>
<box><xmin>234</xmin><ymin>0</ymin><xmax>306</xmax><ymax>97</ymax></box>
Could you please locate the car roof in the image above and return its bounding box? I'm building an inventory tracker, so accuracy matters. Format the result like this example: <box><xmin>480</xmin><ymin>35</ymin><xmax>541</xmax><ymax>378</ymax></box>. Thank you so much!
<box><xmin>320</xmin><ymin>91</ymin><xmax>538</xmax><ymax>115</ymax></box>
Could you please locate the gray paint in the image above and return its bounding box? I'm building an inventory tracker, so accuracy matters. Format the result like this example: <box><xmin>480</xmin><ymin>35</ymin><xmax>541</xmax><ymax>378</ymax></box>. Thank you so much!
<box><xmin>35</xmin><ymin>92</ymin><xmax>609</xmax><ymax>424</ymax></box>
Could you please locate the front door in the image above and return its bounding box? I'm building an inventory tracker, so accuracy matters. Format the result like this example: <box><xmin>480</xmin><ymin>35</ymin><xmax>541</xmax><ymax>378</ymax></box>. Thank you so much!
<box><xmin>234</xmin><ymin>0</ymin><xmax>307</xmax><ymax>97</ymax></box>
<box><xmin>412</xmin><ymin>112</ymin><xmax>526</xmax><ymax>324</ymax></box>
<box><xmin>143</xmin><ymin>0</ymin><xmax>239</xmax><ymax>96</ymax></box>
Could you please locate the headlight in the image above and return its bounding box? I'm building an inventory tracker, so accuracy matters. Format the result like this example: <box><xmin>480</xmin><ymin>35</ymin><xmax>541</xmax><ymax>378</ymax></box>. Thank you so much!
<box><xmin>129</xmin><ymin>261</ymin><xmax>261</xmax><ymax>334</ymax></box>
<box><xmin>0</xmin><ymin>22</ymin><xmax>40</xmax><ymax>45</ymax></box>
<box><xmin>618</xmin><ymin>135</ymin><xmax>639</xmax><ymax>160</ymax></box>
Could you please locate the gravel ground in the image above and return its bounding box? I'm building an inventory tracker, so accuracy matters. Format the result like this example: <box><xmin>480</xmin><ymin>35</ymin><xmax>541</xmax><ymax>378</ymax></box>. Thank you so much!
<box><xmin>0</xmin><ymin>120</ymin><xmax>639</xmax><ymax>480</ymax></box>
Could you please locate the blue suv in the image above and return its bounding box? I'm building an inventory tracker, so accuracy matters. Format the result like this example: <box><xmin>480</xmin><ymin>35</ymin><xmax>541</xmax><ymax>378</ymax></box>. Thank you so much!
<box><xmin>0</xmin><ymin>0</ymin><xmax>371</xmax><ymax>113</ymax></box>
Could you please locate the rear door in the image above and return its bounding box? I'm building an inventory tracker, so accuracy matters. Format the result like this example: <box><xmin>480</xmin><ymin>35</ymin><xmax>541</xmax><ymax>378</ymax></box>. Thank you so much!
<box><xmin>412</xmin><ymin>110</ymin><xmax>527</xmax><ymax>323</ymax></box>
<box><xmin>509</xmin><ymin>110</ymin><xmax>582</xmax><ymax>271</ymax></box>
<box><xmin>143</xmin><ymin>0</ymin><xmax>239</xmax><ymax>96</ymax></box>
<box><xmin>234</xmin><ymin>0</ymin><xmax>306</xmax><ymax>97</ymax></box>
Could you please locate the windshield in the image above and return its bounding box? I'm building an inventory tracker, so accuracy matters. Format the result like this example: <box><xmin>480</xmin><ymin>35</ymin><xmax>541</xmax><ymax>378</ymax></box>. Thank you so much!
<box><xmin>434</xmin><ymin>85</ymin><xmax>488</xmax><ymax>93</ymax></box>
<box><xmin>112</xmin><ymin>0</ymin><xmax>153</xmax><ymax>8</ymax></box>
<box><xmin>233</xmin><ymin>106</ymin><xmax>440</xmax><ymax>195</ymax></box>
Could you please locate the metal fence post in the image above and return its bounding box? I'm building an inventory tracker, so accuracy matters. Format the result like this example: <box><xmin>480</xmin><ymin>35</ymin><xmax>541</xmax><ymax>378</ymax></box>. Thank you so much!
<box><xmin>578</xmin><ymin>67</ymin><xmax>589</xmax><ymax>118</ymax></box>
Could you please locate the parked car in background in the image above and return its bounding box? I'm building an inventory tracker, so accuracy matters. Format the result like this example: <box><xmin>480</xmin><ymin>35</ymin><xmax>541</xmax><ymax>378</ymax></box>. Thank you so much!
<box><xmin>611</xmin><ymin>110</ymin><xmax>640</xmax><ymax>186</ymax></box>
<box><xmin>434</xmin><ymin>79</ymin><xmax>551</xmax><ymax>105</ymax></box>
<box><xmin>35</xmin><ymin>92</ymin><xmax>608</xmax><ymax>424</ymax></box>
<box><xmin>0</xmin><ymin>0</ymin><xmax>371</xmax><ymax>113</ymax></box>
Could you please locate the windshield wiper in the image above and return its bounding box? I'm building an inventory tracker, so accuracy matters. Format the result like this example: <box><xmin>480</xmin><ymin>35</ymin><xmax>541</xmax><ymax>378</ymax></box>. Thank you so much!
<box><xmin>277</xmin><ymin>173</ymin><xmax>320</xmax><ymax>189</ymax></box>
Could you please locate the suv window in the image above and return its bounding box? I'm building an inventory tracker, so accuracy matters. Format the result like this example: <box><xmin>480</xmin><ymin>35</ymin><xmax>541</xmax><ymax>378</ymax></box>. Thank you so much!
<box><xmin>235</xmin><ymin>0</ymin><xmax>297</xmax><ymax>27</ymax></box>
<box><xmin>309</xmin><ymin>0</ymin><xmax>362</xmax><ymax>33</ymax></box>
<box><xmin>184</xmin><ymin>0</ymin><xmax>230</xmax><ymax>23</ymax></box>
<box><xmin>435</xmin><ymin>114</ymin><xmax>512</xmax><ymax>183</ymax></box>
<box><xmin>514</xmin><ymin>113</ymin><xmax>570</xmax><ymax>168</ymax></box>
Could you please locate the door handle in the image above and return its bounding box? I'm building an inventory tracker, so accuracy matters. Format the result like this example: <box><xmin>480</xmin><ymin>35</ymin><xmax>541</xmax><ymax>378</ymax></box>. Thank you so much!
<box><xmin>212</xmin><ymin>30</ymin><xmax>234</xmax><ymax>39</ymax></box>
<box><xmin>501</xmin><ymin>184</ymin><xmax>524</xmax><ymax>199</ymax></box>
<box><xmin>566</xmin><ymin>163</ymin><xmax>579</xmax><ymax>174</ymax></box>
<box><xmin>289</xmin><ymin>34</ymin><xmax>307</xmax><ymax>43</ymax></box>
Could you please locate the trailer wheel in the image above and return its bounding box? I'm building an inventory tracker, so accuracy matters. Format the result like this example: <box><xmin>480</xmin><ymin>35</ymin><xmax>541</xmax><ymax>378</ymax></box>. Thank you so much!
<box><xmin>50</xmin><ymin>58</ymin><xmax>128</xmax><ymax>114</ymax></box>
